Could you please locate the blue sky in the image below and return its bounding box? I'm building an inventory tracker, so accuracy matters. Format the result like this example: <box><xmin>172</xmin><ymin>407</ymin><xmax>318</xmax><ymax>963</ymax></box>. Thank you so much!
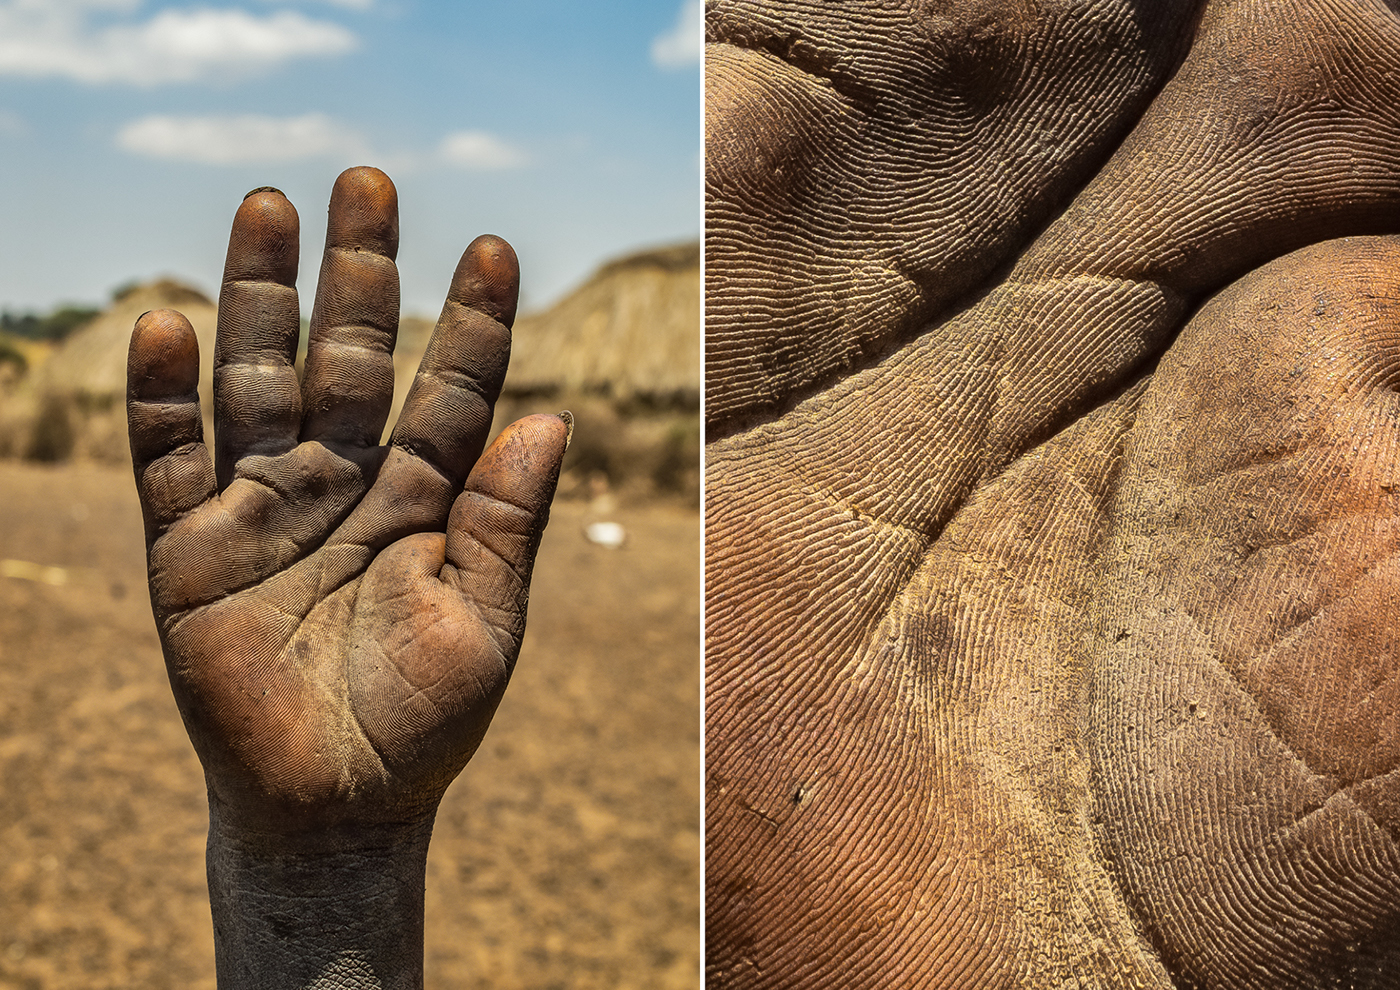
<box><xmin>0</xmin><ymin>0</ymin><xmax>700</xmax><ymax>316</ymax></box>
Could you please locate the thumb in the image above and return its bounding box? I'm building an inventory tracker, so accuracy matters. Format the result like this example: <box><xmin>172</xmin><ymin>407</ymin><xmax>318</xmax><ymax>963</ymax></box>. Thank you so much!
<box><xmin>442</xmin><ymin>413</ymin><xmax>571</xmax><ymax>616</ymax></box>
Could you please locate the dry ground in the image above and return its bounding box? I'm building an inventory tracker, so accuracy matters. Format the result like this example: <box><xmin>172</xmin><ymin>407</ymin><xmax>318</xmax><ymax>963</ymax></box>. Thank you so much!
<box><xmin>0</xmin><ymin>461</ymin><xmax>699</xmax><ymax>990</ymax></box>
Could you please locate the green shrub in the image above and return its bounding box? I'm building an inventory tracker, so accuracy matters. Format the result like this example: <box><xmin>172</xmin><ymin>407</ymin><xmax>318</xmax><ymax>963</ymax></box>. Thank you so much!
<box><xmin>0</xmin><ymin>305</ymin><xmax>100</xmax><ymax>342</ymax></box>
<box><xmin>0</xmin><ymin>335</ymin><xmax>26</xmax><ymax>374</ymax></box>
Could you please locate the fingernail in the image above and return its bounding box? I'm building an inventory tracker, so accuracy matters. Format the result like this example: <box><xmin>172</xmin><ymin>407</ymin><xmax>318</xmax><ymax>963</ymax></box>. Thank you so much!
<box><xmin>557</xmin><ymin>410</ymin><xmax>574</xmax><ymax>451</ymax></box>
<box><xmin>243</xmin><ymin>186</ymin><xmax>284</xmax><ymax>200</ymax></box>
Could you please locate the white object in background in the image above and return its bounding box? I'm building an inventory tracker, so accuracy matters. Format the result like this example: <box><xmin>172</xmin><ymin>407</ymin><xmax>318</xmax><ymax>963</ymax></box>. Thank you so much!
<box><xmin>584</xmin><ymin>521</ymin><xmax>627</xmax><ymax>549</ymax></box>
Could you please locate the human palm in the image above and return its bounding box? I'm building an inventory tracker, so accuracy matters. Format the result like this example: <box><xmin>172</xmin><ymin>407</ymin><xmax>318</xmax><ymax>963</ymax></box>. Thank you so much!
<box><xmin>128</xmin><ymin>167</ymin><xmax>568</xmax><ymax>838</ymax></box>
<box><xmin>706</xmin><ymin>0</ymin><xmax>1400</xmax><ymax>986</ymax></box>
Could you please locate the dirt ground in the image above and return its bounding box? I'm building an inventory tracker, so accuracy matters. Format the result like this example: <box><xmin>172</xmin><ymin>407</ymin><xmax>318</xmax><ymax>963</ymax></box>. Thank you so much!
<box><xmin>0</xmin><ymin>461</ymin><xmax>699</xmax><ymax>990</ymax></box>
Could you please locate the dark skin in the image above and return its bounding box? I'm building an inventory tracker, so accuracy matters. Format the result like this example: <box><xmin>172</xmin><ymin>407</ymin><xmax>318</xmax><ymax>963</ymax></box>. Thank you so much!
<box><xmin>706</xmin><ymin>0</ymin><xmax>1400</xmax><ymax>986</ymax></box>
<box><xmin>126</xmin><ymin>167</ymin><xmax>568</xmax><ymax>989</ymax></box>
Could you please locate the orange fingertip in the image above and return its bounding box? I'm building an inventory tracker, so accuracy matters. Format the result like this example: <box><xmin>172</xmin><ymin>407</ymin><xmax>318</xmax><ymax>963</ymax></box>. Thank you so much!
<box><xmin>128</xmin><ymin>309</ymin><xmax>200</xmax><ymax>401</ymax></box>
<box><xmin>465</xmin><ymin>414</ymin><xmax>569</xmax><ymax>506</ymax></box>
<box><xmin>448</xmin><ymin>234</ymin><xmax>520</xmax><ymax>328</ymax></box>
<box><xmin>224</xmin><ymin>188</ymin><xmax>299</xmax><ymax>285</ymax></box>
<box><xmin>326</xmin><ymin>166</ymin><xmax>400</xmax><ymax>258</ymax></box>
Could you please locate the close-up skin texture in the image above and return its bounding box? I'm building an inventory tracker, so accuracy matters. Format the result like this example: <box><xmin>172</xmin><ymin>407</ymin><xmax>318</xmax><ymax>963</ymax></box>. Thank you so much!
<box><xmin>705</xmin><ymin>0</ymin><xmax>1400</xmax><ymax>987</ymax></box>
<box><xmin>126</xmin><ymin>167</ymin><xmax>569</xmax><ymax>990</ymax></box>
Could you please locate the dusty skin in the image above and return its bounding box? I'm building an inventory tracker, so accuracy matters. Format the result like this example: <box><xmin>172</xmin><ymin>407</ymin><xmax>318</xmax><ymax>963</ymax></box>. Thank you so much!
<box><xmin>706</xmin><ymin>0</ymin><xmax>1400</xmax><ymax>986</ymax></box>
<box><xmin>2</xmin><ymin>166</ymin><xmax>698</xmax><ymax>989</ymax></box>
<box><xmin>0</xmin><ymin>463</ymin><xmax>698</xmax><ymax>990</ymax></box>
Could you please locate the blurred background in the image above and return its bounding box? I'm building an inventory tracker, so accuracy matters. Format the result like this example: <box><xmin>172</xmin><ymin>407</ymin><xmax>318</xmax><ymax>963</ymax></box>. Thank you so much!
<box><xmin>0</xmin><ymin>2</ymin><xmax>699</xmax><ymax>987</ymax></box>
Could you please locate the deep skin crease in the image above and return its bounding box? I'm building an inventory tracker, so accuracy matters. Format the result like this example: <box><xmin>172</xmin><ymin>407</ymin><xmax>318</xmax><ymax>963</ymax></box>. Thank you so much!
<box><xmin>705</xmin><ymin>0</ymin><xmax>1400</xmax><ymax>987</ymax></box>
<box><xmin>126</xmin><ymin>167</ymin><xmax>569</xmax><ymax>990</ymax></box>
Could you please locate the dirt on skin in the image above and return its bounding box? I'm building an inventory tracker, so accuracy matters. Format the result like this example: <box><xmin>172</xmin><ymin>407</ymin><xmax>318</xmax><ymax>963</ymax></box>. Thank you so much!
<box><xmin>0</xmin><ymin>461</ymin><xmax>699</xmax><ymax>990</ymax></box>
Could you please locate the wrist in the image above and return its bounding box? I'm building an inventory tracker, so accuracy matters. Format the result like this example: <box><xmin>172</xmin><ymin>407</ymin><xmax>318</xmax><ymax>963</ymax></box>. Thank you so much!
<box><xmin>206</xmin><ymin>796</ymin><xmax>435</xmax><ymax>990</ymax></box>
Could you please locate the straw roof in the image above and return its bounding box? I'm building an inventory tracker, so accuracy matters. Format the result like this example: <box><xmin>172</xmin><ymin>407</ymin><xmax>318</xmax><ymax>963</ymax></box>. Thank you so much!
<box><xmin>8</xmin><ymin>238</ymin><xmax>698</xmax><ymax>463</ymax></box>
<box><xmin>504</xmin><ymin>242</ymin><xmax>699</xmax><ymax>406</ymax></box>
<box><xmin>35</xmin><ymin>240</ymin><xmax>700</xmax><ymax>413</ymax></box>
<box><xmin>37</xmin><ymin>280</ymin><xmax>217</xmax><ymax>404</ymax></box>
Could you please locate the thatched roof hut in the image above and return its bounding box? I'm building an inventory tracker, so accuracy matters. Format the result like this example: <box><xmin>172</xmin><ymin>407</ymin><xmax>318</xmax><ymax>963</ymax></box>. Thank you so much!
<box><xmin>38</xmin><ymin>280</ymin><xmax>217</xmax><ymax>405</ymax></box>
<box><xmin>2</xmin><ymin>239</ymin><xmax>700</xmax><ymax>483</ymax></box>
<box><xmin>388</xmin><ymin>240</ymin><xmax>699</xmax><ymax>430</ymax></box>
<box><xmin>0</xmin><ymin>281</ymin><xmax>216</xmax><ymax>462</ymax></box>
<box><xmin>504</xmin><ymin>242</ymin><xmax>699</xmax><ymax>407</ymax></box>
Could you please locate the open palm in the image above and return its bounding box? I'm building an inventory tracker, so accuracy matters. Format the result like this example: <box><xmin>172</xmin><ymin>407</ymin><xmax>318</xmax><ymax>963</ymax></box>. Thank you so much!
<box><xmin>127</xmin><ymin>168</ymin><xmax>568</xmax><ymax>837</ymax></box>
<box><xmin>706</xmin><ymin>0</ymin><xmax>1400</xmax><ymax>986</ymax></box>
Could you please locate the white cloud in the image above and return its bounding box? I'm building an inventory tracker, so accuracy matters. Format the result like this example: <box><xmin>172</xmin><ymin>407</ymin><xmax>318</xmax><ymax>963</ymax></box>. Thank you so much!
<box><xmin>0</xmin><ymin>2</ymin><xmax>357</xmax><ymax>85</ymax></box>
<box><xmin>262</xmin><ymin>0</ymin><xmax>372</xmax><ymax>8</ymax></box>
<box><xmin>651</xmin><ymin>0</ymin><xmax>699</xmax><ymax>69</ymax></box>
<box><xmin>115</xmin><ymin>116</ymin><xmax>533</xmax><ymax>171</ymax></box>
<box><xmin>438</xmin><ymin>130</ymin><xmax>527</xmax><ymax>170</ymax></box>
<box><xmin>116</xmin><ymin>112</ymin><xmax>367</xmax><ymax>164</ymax></box>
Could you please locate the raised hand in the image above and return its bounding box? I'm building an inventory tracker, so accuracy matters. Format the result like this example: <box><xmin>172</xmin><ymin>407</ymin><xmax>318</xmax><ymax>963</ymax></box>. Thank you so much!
<box><xmin>126</xmin><ymin>167</ymin><xmax>568</xmax><ymax>990</ymax></box>
<box><xmin>705</xmin><ymin>0</ymin><xmax>1400</xmax><ymax>986</ymax></box>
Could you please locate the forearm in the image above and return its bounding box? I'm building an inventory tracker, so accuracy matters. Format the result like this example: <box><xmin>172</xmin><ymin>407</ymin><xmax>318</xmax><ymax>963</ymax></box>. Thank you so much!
<box><xmin>206</xmin><ymin>798</ymin><xmax>434</xmax><ymax>990</ymax></box>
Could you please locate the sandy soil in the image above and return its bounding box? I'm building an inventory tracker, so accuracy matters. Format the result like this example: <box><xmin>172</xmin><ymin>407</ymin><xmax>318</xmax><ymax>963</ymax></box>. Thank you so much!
<box><xmin>0</xmin><ymin>461</ymin><xmax>699</xmax><ymax>990</ymax></box>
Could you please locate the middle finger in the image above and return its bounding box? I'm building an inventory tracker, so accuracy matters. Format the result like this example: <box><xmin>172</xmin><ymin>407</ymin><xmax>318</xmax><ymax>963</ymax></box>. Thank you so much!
<box><xmin>300</xmin><ymin>166</ymin><xmax>401</xmax><ymax>451</ymax></box>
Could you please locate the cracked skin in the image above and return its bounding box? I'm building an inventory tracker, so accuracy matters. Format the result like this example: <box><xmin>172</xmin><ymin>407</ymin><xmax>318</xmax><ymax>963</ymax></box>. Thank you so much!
<box><xmin>705</xmin><ymin>0</ymin><xmax>1400</xmax><ymax>986</ymax></box>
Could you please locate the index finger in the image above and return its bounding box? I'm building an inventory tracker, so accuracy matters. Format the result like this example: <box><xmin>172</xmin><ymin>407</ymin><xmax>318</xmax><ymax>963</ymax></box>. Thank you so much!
<box><xmin>388</xmin><ymin>234</ymin><xmax>518</xmax><ymax>483</ymax></box>
<box><xmin>322</xmin><ymin>235</ymin><xmax>520</xmax><ymax>553</ymax></box>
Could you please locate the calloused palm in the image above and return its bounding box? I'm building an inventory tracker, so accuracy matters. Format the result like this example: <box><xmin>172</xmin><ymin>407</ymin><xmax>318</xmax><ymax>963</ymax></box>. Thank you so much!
<box><xmin>127</xmin><ymin>167</ymin><xmax>568</xmax><ymax>839</ymax></box>
<box><xmin>706</xmin><ymin>0</ymin><xmax>1400</xmax><ymax>986</ymax></box>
